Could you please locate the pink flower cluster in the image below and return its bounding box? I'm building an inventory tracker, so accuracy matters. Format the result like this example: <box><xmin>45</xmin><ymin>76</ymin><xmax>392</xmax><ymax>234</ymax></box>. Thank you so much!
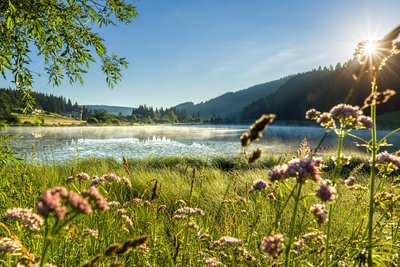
<box><xmin>90</xmin><ymin>173</ymin><xmax>132</xmax><ymax>187</ymax></box>
<box><xmin>6</xmin><ymin>208</ymin><xmax>44</xmax><ymax>231</ymax></box>
<box><xmin>82</xmin><ymin>186</ymin><xmax>110</xmax><ymax>211</ymax></box>
<box><xmin>0</xmin><ymin>237</ymin><xmax>23</xmax><ymax>255</ymax></box>
<box><xmin>36</xmin><ymin>187</ymin><xmax>69</xmax><ymax>219</ymax></box>
<box><xmin>269</xmin><ymin>157</ymin><xmax>323</xmax><ymax>183</ymax></box>
<box><xmin>306</xmin><ymin>104</ymin><xmax>373</xmax><ymax>130</ymax></box>
<box><xmin>173</xmin><ymin>207</ymin><xmax>204</xmax><ymax>219</ymax></box>
<box><xmin>260</xmin><ymin>234</ymin><xmax>284</xmax><ymax>259</ymax></box>
<box><xmin>36</xmin><ymin>186</ymin><xmax>109</xmax><ymax>219</ymax></box>
<box><xmin>212</xmin><ymin>236</ymin><xmax>243</xmax><ymax>248</ymax></box>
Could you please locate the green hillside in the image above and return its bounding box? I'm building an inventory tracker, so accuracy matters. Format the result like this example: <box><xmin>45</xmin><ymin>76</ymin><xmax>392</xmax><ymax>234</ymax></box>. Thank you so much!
<box><xmin>175</xmin><ymin>77</ymin><xmax>291</xmax><ymax>120</ymax></box>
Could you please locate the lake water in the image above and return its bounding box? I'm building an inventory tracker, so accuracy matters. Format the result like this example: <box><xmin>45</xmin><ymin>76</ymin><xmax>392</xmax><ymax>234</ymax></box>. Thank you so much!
<box><xmin>2</xmin><ymin>125</ymin><xmax>399</xmax><ymax>162</ymax></box>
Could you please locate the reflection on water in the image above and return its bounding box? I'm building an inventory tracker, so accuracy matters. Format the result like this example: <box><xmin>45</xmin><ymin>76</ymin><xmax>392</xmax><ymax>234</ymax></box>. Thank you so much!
<box><xmin>2</xmin><ymin>125</ymin><xmax>399</xmax><ymax>162</ymax></box>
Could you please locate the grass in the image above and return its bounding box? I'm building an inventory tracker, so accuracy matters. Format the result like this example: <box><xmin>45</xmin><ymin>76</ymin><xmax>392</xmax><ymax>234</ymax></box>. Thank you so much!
<box><xmin>0</xmin><ymin>154</ymin><xmax>398</xmax><ymax>266</ymax></box>
<box><xmin>11</xmin><ymin>112</ymin><xmax>86</xmax><ymax>126</ymax></box>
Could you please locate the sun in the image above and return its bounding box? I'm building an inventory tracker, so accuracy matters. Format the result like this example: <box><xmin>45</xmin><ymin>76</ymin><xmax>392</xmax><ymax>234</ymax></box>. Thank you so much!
<box><xmin>363</xmin><ymin>40</ymin><xmax>378</xmax><ymax>55</ymax></box>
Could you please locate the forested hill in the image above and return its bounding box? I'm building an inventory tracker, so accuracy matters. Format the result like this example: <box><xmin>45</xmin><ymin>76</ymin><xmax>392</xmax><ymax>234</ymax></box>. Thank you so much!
<box><xmin>242</xmin><ymin>56</ymin><xmax>400</xmax><ymax>122</ymax></box>
<box><xmin>84</xmin><ymin>105</ymin><xmax>133</xmax><ymax>116</ymax></box>
<box><xmin>0</xmin><ymin>88</ymin><xmax>81</xmax><ymax>118</ymax></box>
<box><xmin>175</xmin><ymin>77</ymin><xmax>291</xmax><ymax>120</ymax></box>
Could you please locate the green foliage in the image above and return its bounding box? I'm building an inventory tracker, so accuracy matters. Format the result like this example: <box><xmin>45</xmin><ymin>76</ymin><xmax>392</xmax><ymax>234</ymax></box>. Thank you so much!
<box><xmin>0</xmin><ymin>0</ymin><xmax>137</xmax><ymax>108</ymax></box>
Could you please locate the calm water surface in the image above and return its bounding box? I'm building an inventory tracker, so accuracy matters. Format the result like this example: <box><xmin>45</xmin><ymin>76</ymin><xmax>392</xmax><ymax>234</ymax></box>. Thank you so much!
<box><xmin>3</xmin><ymin>125</ymin><xmax>399</xmax><ymax>162</ymax></box>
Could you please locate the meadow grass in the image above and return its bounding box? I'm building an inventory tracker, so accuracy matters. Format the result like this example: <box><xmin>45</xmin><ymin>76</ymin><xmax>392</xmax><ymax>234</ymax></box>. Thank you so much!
<box><xmin>0</xmin><ymin>154</ymin><xmax>398</xmax><ymax>266</ymax></box>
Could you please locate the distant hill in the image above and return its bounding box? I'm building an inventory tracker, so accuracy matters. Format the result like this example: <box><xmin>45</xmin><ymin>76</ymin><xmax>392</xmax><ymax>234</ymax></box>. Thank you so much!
<box><xmin>83</xmin><ymin>105</ymin><xmax>133</xmax><ymax>116</ymax></box>
<box><xmin>242</xmin><ymin>55</ymin><xmax>400</xmax><ymax>122</ymax></box>
<box><xmin>175</xmin><ymin>77</ymin><xmax>291</xmax><ymax>120</ymax></box>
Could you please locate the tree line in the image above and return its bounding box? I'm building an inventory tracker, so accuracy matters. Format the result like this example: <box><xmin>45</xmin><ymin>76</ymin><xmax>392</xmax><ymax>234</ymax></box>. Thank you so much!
<box><xmin>0</xmin><ymin>88</ymin><xmax>80</xmax><ymax>119</ymax></box>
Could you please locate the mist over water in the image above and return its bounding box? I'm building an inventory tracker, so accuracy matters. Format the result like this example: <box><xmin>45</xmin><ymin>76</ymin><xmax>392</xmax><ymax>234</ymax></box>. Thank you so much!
<box><xmin>3</xmin><ymin>125</ymin><xmax>399</xmax><ymax>162</ymax></box>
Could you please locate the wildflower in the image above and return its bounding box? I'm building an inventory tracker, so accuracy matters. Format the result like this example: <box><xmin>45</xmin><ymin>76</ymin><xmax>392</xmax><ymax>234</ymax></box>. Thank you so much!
<box><xmin>234</xmin><ymin>247</ymin><xmax>256</xmax><ymax>261</ymax></box>
<box><xmin>0</xmin><ymin>237</ymin><xmax>23</xmax><ymax>255</ymax></box>
<box><xmin>344</xmin><ymin>176</ymin><xmax>356</xmax><ymax>187</ymax></box>
<box><xmin>357</xmin><ymin>115</ymin><xmax>374</xmax><ymax>129</ymax></box>
<box><xmin>68</xmin><ymin>191</ymin><xmax>92</xmax><ymax>214</ymax></box>
<box><xmin>269</xmin><ymin>164</ymin><xmax>289</xmax><ymax>182</ymax></box>
<box><xmin>213</xmin><ymin>236</ymin><xmax>243</xmax><ymax>248</ymax></box>
<box><xmin>76</xmin><ymin>172</ymin><xmax>90</xmax><ymax>181</ymax></box>
<box><xmin>204</xmin><ymin>257</ymin><xmax>221</xmax><ymax>266</ymax></box>
<box><xmin>268</xmin><ymin>157</ymin><xmax>323</xmax><ymax>183</ymax></box>
<box><xmin>36</xmin><ymin>187</ymin><xmax>68</xmax><ymax>219</ymax></box>
<box><xmin>316</xmin><ymin>112</ymin><xmax>334</xmax><ymax>129</ymax></box>
<box><xmin>83</xmin><ymin>228</ymin><xmax>99</xmax><ymax>238</ymax></box>
<box><xmin>103</xmin><ymin>173</ymin><xmax>120</xmax><ymax>182</ymax></box>
<box><xmin>305</xmin><ymin>109</ymin><xmax>321</xmax><ymax>120</ymax></box>
<box><xmin>199</xmin><ymin>233</ymin><xmax>210</xmax><ymax>240</ymax></box>
<box><xmin>260</xmin><ymin>234</ymin><xmax>284</xmax><ymax>259</ymax></box>
<box><xmin>82</xmin><ymin>187</ymin><xmax>109</xmax><ymax>211</ymax></box>
<box><xmin>331</xmin><ymin>155</ymin><xmax>352</xmax><ymax>166</ymax></box>
<box><xmin>65</xmin><ymin>176</ymin><xmax>74</xmax><ymax>184</ymax></box>
<box><xmin>330</xmin><ymin>104</ymin><xmax>361</xmax><ymax>121</ymax></box>
<box><xmin>117</xmin><ymin>208</ymin><xmax>127</xmax><ymax>215</ymax></box>
<box><xmin>184</xmin><ymin>222</ymin><xmax>199</xmax><ymax>230</ymax></box>
<box><xmin>90</xmin><ymin>176</ymin><xmax>105</xmax><ymax>186</ymax></box>
<box><xmin>120</xmin><ymin>177</ymin><xmax>132</xmax><ymax>187</ymax></box>
<box><xmin>122</xmin><ymin>215</ymin><xmax>134</xmax><ymax>227</ymax></box>
<box><xmin>375</xmin><ymin>151</ymin><xmax>400</xmax><ymax>173</ymax></box>
<box><xmin>316</xmin><ymin>184</ymin><xmax>336</xmax><ymax>202</ymax></box>
<box><xmin>302</xmin><ymin>231</ymin><xmax>326</xmax><ymax>245</ymax></box>
<box><xmin>249</xmin><ymin>179</ymin><xmax>268</xmax><ymax>192</ymax></box>
<box><xmin>310</xmin><ymin>204</ymin><xmax>327</xmax><ymax>224</ymax></box>
<box><xmin>107</xmin><ymin>201</ymin><xmax>121</xmax><ymax>207</ymax></box>
<box><xmin>173</xmin><ymin>207</ymin><xmax>204</xmax><ymax>219</ymax></box>
<box><xmin>6</xmin><ymin>208</ymin><xmax>44</xmax><ymax>231</ymax></box>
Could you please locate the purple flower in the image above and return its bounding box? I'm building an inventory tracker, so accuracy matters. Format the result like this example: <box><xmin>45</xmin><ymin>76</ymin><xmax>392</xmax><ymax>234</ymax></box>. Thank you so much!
<box><xmin>376</xmin><ymin>151</ymin><xmax>400</xmax><ymax>167</ymax></box>
<box><xmin>329</xmin><ymin>104</ymin><xmax>361</xmax><ymax>121</ymax></box>
<box><xmin>250</xmin><ymin>179</ymin><xmax>268</xmax><ymax>192</ymax></box>
<box><xmin>316</xmin><ymin>112</ymin><xmax>334</xmax><ymax>129</ymax></box>
<box><xmin>316</xmin><ymin>184</ymin><xmax>336</xmax><ymax>202</ymax></box>
<box><xmin>310</xmin><ymin>204</ymin><xmax>327</xmax><ymax>224</ymax></box>
<box><xmin>76</xmin><ymin>172</ymin><xmax>90</xmax><ymax>181</ymax></box>
<box><xmin>260</xmin><ymin>234</ymin><xmax>284</xmax><ymax>259</ymax></box>
<box><xmin>269</xmin><ymin>157</ymin><xmax>323</xmax><ymax>183</ymax></box>
<box><xmin>357</xmin><ymin>115</ymin><xmax>374</xmax><ymax>129</ymax></box>
<box><xmin>305</xmin><ymin>109</ymin><xmax>321</xmax><ymax>120</ymax></box>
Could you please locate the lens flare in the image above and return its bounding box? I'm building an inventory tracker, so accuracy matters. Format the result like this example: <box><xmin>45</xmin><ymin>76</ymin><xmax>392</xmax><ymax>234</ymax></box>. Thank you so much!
<box><xmin>363</xmin><ymin>40</ymin><xmax>378</xmax><ymax>55</ymax></box>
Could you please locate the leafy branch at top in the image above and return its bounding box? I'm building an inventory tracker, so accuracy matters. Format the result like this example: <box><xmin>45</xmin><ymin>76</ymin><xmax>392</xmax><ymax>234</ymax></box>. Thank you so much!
<box><xmin>0</xmin><ymin>0</ymin><xmax>137</xmax><ymax>108</ymax></box>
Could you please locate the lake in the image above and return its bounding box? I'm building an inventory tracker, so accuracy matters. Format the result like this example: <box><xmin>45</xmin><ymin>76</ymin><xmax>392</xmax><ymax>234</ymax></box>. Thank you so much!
<box><xmin>2</xmin><ymin>125</ymin><xmax>399</xmax><ymax>162</ymax></box>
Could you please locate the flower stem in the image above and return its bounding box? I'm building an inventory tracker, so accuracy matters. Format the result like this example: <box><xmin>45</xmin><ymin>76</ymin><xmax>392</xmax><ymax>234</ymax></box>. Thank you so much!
<box><xmin>367</xmin><ymin>72</ymin><xmax>379</xmax><ymax>266</ymax></box>
<box><xmin>324</xmin><ymin>130</ymin><xmax>344</xmax><ymax>266</ymax></box>
<box><xmin>284</xmin><ymin>182</ymin><xmax>303</xmax><ymax>267</ymax></box>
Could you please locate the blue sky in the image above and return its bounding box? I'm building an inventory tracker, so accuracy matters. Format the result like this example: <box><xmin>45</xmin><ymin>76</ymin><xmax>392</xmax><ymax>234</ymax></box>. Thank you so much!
<box><xmin>2</xmin><ymin>0</ymin><xmax>400</xmax><ymax>108</ymax></box>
